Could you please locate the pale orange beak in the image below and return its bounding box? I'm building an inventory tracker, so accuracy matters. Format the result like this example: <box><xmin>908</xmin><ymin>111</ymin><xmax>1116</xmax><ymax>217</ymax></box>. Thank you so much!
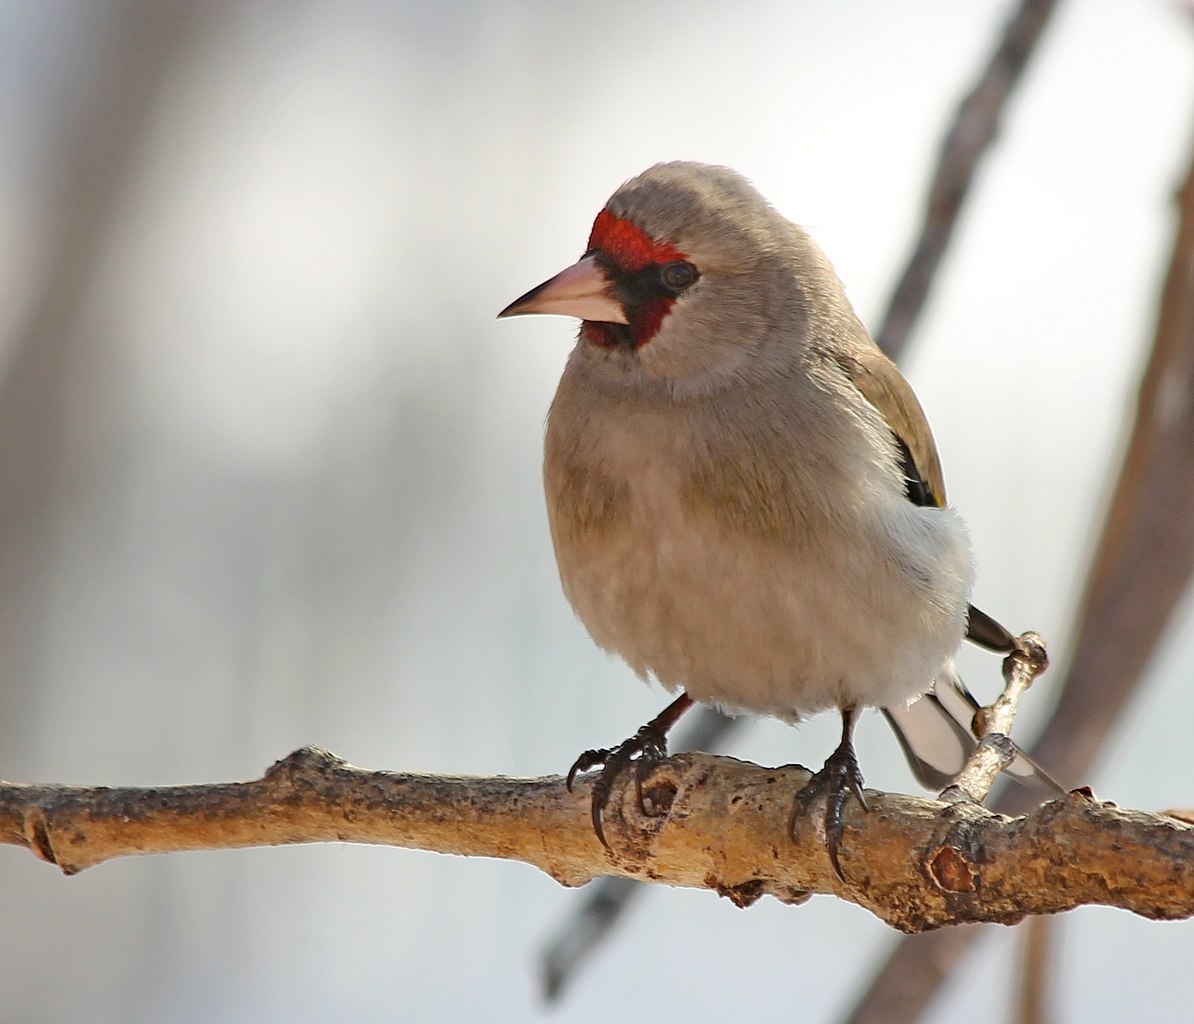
<box><xmin>497</xmin><ymin>254</ymin><xmax>628</xmax><ymax>324</ymax></box>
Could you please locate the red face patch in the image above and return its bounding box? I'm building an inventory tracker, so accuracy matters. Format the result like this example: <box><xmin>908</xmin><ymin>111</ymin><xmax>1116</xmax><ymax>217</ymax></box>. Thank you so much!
<box><xmin>587</xmin><ymin>209</ymin><xmax>686</xmax><ymax>272</ymax></box>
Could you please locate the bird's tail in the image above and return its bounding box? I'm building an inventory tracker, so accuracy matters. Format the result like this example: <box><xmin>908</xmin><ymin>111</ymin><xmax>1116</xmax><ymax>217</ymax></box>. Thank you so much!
<box><xmin>882</xmin><ymin>662</ymin><xmax>1064</xmax><ymax>795</ymax></box>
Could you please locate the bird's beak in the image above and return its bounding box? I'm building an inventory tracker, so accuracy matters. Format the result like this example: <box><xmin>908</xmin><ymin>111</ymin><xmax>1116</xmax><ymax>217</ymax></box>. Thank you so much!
<box><xmin>497</xmin><ymin>254</ymin><xmax>628</xmax><ymax>324</ymax></box>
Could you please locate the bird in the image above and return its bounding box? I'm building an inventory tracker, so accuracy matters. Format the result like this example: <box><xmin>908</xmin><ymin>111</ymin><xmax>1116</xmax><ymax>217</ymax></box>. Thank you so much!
<box><xmin>498</xmin><ymin>161</ymin><xmax>1061</xmax><ymax>878</ymax></box>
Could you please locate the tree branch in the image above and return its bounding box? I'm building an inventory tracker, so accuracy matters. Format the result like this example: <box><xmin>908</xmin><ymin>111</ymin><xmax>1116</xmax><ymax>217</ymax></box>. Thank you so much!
<box><xmin>2</xmin><ymin>746</ymin><xmax>1192</xmax><ymax>932</ymax></box>
<box><xmin>876</xmin><ymin>0</ymin><xmax>1061</xmax><ymax>360</ymax></box>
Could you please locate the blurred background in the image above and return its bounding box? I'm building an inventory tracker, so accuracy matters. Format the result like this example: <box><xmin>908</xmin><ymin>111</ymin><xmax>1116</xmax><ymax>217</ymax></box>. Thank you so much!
<box><xmin>2</xmin><ymin>1</ymin><xmax>1192</xmax><ymax>1021</ymax></box>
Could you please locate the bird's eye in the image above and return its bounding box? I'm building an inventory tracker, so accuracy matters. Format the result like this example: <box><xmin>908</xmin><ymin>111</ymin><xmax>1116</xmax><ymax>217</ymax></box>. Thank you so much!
<box><xmin>659</xmin><ymin>261</ymin><xmax>699</xmax><ymax>292</ymax></box>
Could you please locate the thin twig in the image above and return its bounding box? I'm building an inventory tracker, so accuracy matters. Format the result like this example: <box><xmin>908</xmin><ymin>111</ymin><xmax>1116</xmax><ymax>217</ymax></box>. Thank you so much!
<box><xmin>942</xmin><ymin>632</ymin><xmax>1049</xmax><ymax>804</ymax></box>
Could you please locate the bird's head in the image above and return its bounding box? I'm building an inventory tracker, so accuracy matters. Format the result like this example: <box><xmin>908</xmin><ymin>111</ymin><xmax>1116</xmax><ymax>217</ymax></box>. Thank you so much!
<box><xmin>499</xmin><ymin>162</ymin><xmax>824</xmax><ymax>396</ymax></box>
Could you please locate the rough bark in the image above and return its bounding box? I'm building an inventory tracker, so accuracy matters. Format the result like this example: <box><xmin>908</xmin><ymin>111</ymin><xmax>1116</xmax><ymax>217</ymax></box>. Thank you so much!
<box><xmin>3</xmin><ymin>746</ymin><xmax>1192</xmax><ymax>933</ymax></box>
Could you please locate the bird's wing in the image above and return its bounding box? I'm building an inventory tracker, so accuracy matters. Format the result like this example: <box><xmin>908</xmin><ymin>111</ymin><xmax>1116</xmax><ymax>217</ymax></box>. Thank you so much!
<box><xmin>885</xmin><ymin>665</ymin><xmax>1066</xmax><ymax>795</ymax></box>
<box><xmin>838</xmin><ymin>347</ymin><xmax>1063</xmax><ymax>794</ymax></box>
<box><xmin>964</xmin><ymin>603</ymin><xmax>1017</xmax><ymax>653</ymax></box>
<box><xmin>837</xmin><ymin>348</ymin><xmax>1012</xmax><ymax>648</ymax></box>
<box><xmin>881</xmin><ymin>690</ymin><xmax>971</xmax><ymax>789</ymax></box>
<box><xmin>835</xmin><ymin>345</ymin><xmax>948</xmax><ymax>507</ymax></box>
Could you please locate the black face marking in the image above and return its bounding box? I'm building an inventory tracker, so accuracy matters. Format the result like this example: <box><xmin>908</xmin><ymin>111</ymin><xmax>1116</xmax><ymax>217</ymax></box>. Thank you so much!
<box><xmin>581</xmin><ymin>253</ymin><xmax>702</xmax><ymax>350</ymax></box>
<box><xmin>595</xmin><ymin>257</ymin><xmax>695</xmax><ymax>314</ymax></box>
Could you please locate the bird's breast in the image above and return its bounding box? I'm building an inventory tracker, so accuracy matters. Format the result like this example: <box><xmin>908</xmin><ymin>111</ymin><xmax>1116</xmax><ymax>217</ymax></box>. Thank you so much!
<box><xmin>542</xmin><ymin>377</ymin><xmax>972</xmax><ymax>719</ymax></box>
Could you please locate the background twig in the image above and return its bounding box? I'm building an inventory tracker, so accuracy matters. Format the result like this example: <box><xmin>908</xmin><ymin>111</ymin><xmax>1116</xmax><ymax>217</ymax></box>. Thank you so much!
<box><xmin>876</xmin><ymin>0</ymin><xmax>1061</xmax><ymax>360</ymax></box>
<box><xmin>842</xmin><ymin>93</ymin><xmax>1194</xmax><ymax>1024</ymax></box>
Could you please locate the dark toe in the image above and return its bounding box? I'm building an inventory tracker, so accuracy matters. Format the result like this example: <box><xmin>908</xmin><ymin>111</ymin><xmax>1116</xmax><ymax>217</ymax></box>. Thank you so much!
<box><xmin>567</xmin><ymin>725</ymin><xmax>670</xmax><ymax>848</ymax></box>
<box><xmin>789</xmin><ymin>751</ymin><xmax>869</xmax><ymax>881</ymax></box>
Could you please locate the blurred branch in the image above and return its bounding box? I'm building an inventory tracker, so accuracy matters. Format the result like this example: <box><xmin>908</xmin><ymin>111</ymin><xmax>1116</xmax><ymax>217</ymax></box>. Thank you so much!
<box><xmin>0</xmin><ymin>1</ymin><xmax>219</xmax><ymax>750</ymax></box>
<box><xmin>1015</xmin><ymin>916</ymin><xmax>1056</xmax><ymax>1024</ymax></box>
<box><xmin>3</xmin><ymin>746</ymin><xmax>1194</xmax><ymax>931</ymax></box>
<box><xmin>876</xmin><ymin>0</ymin><xmax>1059</xmax><ymax>360</ymax></box>
<box><xmin>843</xmin><ymin>71</ymin><xmax>1194</xmax><ymax>1024</ymax></box>
<box><xmin>540</xmin><ymin>876</ymin><xmax>641</xmax><ymax>1002</ymax></box>
<box><xmin>538</xmin><ymin>0</ymin><xmax>1062</xmax><ymax>994</ymax></box>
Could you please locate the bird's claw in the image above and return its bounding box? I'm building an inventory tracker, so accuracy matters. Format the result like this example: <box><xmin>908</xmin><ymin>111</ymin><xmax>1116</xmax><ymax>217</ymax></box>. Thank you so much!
<box><xmin>788</xmin><ymin>745</ymin><xmax>869</xmax><ymax>881</ymax></box>
<box><xmin>566</xmin><ymin>724</ymin><xmax>670</xmax><ymax>848</ymax></box>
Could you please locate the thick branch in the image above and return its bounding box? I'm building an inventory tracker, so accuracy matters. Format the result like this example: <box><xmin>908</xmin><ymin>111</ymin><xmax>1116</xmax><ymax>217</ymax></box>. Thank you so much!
<box><xmin>2</xmin><ymin>747</ymin><xmax>1191</xmax><ymax>933</ymax></box>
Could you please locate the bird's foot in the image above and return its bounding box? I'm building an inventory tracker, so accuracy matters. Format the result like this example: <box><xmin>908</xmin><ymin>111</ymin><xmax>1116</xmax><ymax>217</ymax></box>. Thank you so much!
<box><xmin>788</xmin><ymin>743</ymin><xmax>869</xmax><ymax>881</ymax></box>
<box><xmin>566</xmin><ymin>724</ymin><xmax>670</xmax><ymax>849</ymax></box>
